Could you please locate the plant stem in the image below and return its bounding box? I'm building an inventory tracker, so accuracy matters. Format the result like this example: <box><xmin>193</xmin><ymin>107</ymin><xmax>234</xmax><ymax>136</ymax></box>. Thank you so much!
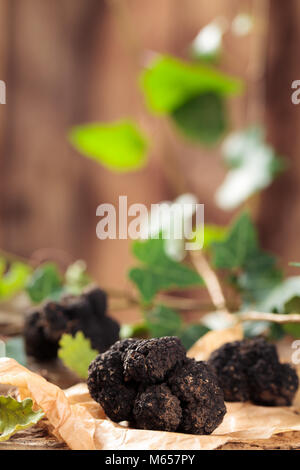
<box><xmin>237</xmin><ymin>311</ymin><xmax>300</xmax><ymax>324</ymax></box>
<box><xmin>189</xmin><ymin>251</ymin><xmax>236</xmax><ymax>321</ymax></box>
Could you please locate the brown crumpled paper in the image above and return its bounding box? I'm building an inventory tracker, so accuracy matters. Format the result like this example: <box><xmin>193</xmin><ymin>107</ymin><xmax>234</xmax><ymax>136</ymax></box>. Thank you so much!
<box><xmin>0</xmin><ymin>325</ymin><xmax>300</xmax><ymax>450</ymax></box>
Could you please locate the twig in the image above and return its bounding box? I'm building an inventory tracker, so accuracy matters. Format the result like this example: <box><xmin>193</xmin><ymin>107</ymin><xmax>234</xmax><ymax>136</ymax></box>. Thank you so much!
<box><xmin>190</xmin><ymin>251</ymin><xmax>234</xmax><ymax>319</ymax></box>
<box><xmin>237</xmin><ymin>311</ymin><xmax>300</xmax><ymax>324</ymax></box>
<box><xmin>104</xmin><ymin>284</ymin><xmax>300</xmax><ymax>324</ymax></box>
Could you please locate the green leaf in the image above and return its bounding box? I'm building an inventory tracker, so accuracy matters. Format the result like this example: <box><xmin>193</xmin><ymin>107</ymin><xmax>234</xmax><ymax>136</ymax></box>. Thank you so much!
<box><xmin>58</xmin><ymin>331</ymin><xmax>98</xmax><ymax>379</ymax></box>
<box><xmin>192</xmin><ymin>224</ymin><xmax>227</xmax><ymax>252</ymax></box>
<box><xmin>0</xmin><ymin>258</ymin><xmax>6</xmax><ymax>277</ymax></box>
<box><xmin>179</xmin><ymin>324</ymin><xmax>209</xmax><ymax>350</ymax></box>
<box><xmin>69</xmin><ymin>120</ymin><xmax>148</xmax><ymax>173</ymax></box>
<box><xmin>283</xmin><ymin>323</ymin><xmax>300</xmax><ymax>338</ymax></box>
<box><xmin>216</xmin><ymin>126</ymin><xmax>285</xmax><ymax>210</ymax></box>
<box><xmin>120</xmin><ymin>322</ymin><xmax>149</xmax><ymax>340</ymax></box>
<box><xmin>243</xmin><ymin>321</ymin><xmax>271</xmax><ymax>338</ymax></box>
<box><xmin>145</xmin><ymin>305</ymin><xmax>182</xmax><ymax>338</ymax></box>
<box><xmin>212</xmin><ymin>212</ymin><xmax>258</xmax><ymax>269</ymax></box>
<box><xmin>260</xmin><ymin>277</ymin><xmax>300</xmax><ymax>313</ymax></box>
<box><xmin>237</xmin><ymin>250</ymin><xmax>282</xmax><ymax>306</ymax></box>
<box><xmin>211</xmin><ymin>213</ymin><xmax>282</xmax><ymax>307</ymax></box>
<box><xmin>5</xmin><ymin>337</ymin><xmax>27</xmax><ymax>366</ymax></box>
<box><xmin>0</xmin><ymin>260</ymin><xmax>32</xmax><ymax>300</ymax></box>
<box><xmin>0</xmin><ymin>396</ymin><xmax>44</xmax><ymax>442</ymax></box>
<box><xmin>26</xmin><ymin>263</ymin><xmax>63</xmax><ymax>304</ymax></box>
<box><xmin>65</xmin><ymin>260</ymin><xmax>91</xmax><ymax>295</ymax></box>
<box><xmin>140</xmin><ymin>55</ymin><xmax>243</xmax><ymax>113</ymax></box>
<box><xmin>171</xmin><ymin>92</ymin><xmax>227</xmax><ymax>144</ymax></box>
<box><xmin>267</xmin><ymin>323</ymin><xmax>285</xmax><ymax>341</ymax></box>
<box><xmin>129</xmin><ymin>238</ymin><xmax>203</xmax><ymax>303</ymax></box>
<box><xmin>283</xmin><ymin>296</ymin><xmax>300</xmax><ymax>338</ymax></box>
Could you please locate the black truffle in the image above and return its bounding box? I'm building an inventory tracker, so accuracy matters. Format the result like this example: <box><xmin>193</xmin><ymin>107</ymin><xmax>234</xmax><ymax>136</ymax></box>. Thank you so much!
<box><xmin>87</xmin><ymin>346</ymin><xmax>137</xmax><ymax>422</ymax></box>
<box><xmin>208</xmin><ymin>337</ymin><xmax>299</xmax><ymax>406</ymax></box>
<box><xmin>123</xmin><ymin>337</ymin><xmax>186</xmax><ymax>384</ymax></box>
<box><xmin>88</xmin><ymin>336</ymin><xmax>226</xmax><ymax>435</ymax></box>
<box><xmin>168</xmin><ymin>358</ymin><xmax>226</xmax><ymax>434</ymax></box>
<box><xmin>133</xmin><ymin>384</ymin><xmax>182</xmax><ymax>432</ymax></box>
<box><xmin>24</xmin><ymin>287</ymin><xmax>120</xmax><ymax>361</ymax></box>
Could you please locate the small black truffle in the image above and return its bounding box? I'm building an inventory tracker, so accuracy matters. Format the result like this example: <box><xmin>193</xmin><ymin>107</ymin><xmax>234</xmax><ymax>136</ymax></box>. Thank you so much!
<box><xmin>168</xmin><ymin>358</ymin><xmax>226</xmax><ymax>434</ymax></box>
<box><xmin>123</xmin><ymin>336</ymin><xmax>186</xmax><ymax>383</ymax></box>
<box><xmin>88</xmin><ymin>336</ymin><xmax>226</xmax><ymax>435</ymax></box>
<box><xmin>208</xmin><ymin>337</ymin><xmax>299</xmax><ymax>406</ymax></box>
<box><xmin>87</xmin><ymin>346</ymin><xmax>137</xmax><ymax>422</ymax></box>
<box><xmin>24</xmin><ymin>287</ymin><xmax>120</xmax><ymax>361</ymax></box>
<box><xmin>133</xmin><ymin>384</ymin><xmax>182</xmax><ymax>432</ymax></box>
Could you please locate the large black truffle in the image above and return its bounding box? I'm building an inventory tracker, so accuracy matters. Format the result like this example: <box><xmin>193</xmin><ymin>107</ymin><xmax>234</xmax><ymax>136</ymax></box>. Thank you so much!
<box><xmin>24</xmin><ymin>287</ymin><xmax>120</xmax><ymax>361</ymax></box>
<box><xmin>208</xmin><ymin>337</ymin><xmax>299</xmax><ymax>406</ymax></box>
<box><xmin>88</xmin><ymin>336</ymin><xmax>226</xmax><ymax>435</ymax></box>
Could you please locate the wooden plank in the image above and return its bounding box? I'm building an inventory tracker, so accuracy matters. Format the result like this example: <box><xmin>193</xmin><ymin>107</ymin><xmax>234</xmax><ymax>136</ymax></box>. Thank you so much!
<box><xmin>0</xmin><ymin>422</ymin><xmax>299</xmax><ymax>450</ymax></box>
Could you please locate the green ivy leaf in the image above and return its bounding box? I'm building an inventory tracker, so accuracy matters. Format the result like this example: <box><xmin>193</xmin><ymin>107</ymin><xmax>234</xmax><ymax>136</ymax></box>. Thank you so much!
<box><xmin>64</xmin><ymin>260</ymin><xmax>91</xmax><ymax>295</ymax></box>
<box><xmin>171</xmin><ymin>92</ymin><xmax>227</xmax><ymax>144</ymax></box>
<box><xmin>145</xmin><ymin>305</ymin><xmax>182</xmax><ymax>338</ymax></box>
<box><xmin>192</xmin><ymin>224</ymin><xmax>227</xmax><ymax>252</ymax></box>
<box><xmin>212</xmin><ymin>213</ymin><xmax>258</xmax><ymax>269</ymax></box>
<box><xmin>119</xmin><ymin>322</ymin><xmax>149</xmax><ymax>340</ymax></box>
<box><xmin>0</xmin><ymin>396</ymin><xmax>44</xmax><ymax>442</ymax></box>
<box><xmin>119</xmin><ymin>313</ymin><xmax>209</xmax><ymax>350</ymax></box>
<box><xmin>260</xmin><ymin>291</ymin><xmax>300</xmax><ymax>338</ymax></box>
<box><xmin>260</xmin><ymin>277</ymin><xmax>300</xmax><ymax>313</ymax></box>
<box><xmin>212</xmin><ymin>213</ymin><xmax>282</xmax><ymax>306</ymax></box>
<box><xmin>179</xmin><ymin>324</ymin><xmax>209</xmax><ymax>350</ymax></box>
<box><xmin>58</xmin><ymin>331</ymin><xmax>98</xmax><ymax>379</ymax></box>
<box><xmin>0</xmin><ymin>260</ymin><xmax>32</xmax><ymax>300</ymax></box>
<box><xmin>140</xmin><ymin>55</ymin><xmax>243</xmax><ymax>113</ymax></box>
<box><xmin>267</xmin><ymin>323</ymin><xmax>285</xmax><ymax>341</ymax></box>
<box><xmin>69</xmin><ymin>120</ymin><xmax>148</xmax><ymax>173</ymax></box>
<box><xmin>129</xmin><ymin>238</ymin><xmax>203</xmax><ymax>303</ymax></box>
<box><xmin>283</xmin><ymin>296</ymin><xmax>300</xmax><ymax>338</ymax></box>
<box><xmin>237</xmin><ymin>252</ymin><xmax>282</xmax><ymax>305</ymax></box>
<box><xmin>26</xmin><ymin>263</ymin><xmax>63</xmax><ymax>304</ymax></box>
<box><xmin>243</xmin><ymin>321</ymin><xmax>271</xmax><ymax>338</ymax></box>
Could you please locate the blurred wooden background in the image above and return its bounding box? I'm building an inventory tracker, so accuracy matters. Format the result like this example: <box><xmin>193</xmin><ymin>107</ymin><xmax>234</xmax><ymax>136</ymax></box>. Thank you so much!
<box><xmin>0</xmin><ymin>0</ymin><xmax>300</xmax><ymax>308</ymax></box>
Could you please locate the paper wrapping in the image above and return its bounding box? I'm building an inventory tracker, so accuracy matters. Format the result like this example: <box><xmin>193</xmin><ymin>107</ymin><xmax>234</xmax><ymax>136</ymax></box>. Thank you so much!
<box><xmin>0</xmin><ymin>326</ymin><xmax>299</xmax><ymax>450</ymax></box>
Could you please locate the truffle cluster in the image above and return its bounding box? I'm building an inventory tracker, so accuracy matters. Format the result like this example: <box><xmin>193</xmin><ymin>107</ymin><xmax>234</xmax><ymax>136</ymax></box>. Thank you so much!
<box><xmin>87</xmin><ymin>337</ymin><xmax>226</xmax><ymax>434</ymax></box>
<box><xmin>208</xmin><ymin>337</ymin><xmax>299</xmax><ymax>406</ymax></box>
<box><xmin>24</xmin><ymin>288</ymin><xmax>120</xmax><ymax>361</ymax></box>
